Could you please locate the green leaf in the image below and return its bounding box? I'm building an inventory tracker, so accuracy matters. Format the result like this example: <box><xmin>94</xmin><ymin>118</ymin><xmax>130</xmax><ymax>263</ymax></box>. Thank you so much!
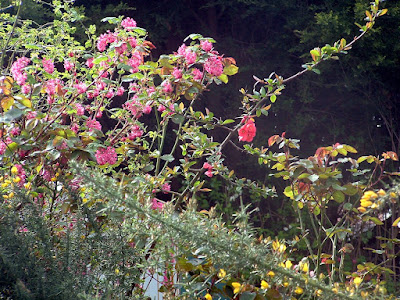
<box><xmin>240</xmin><ymin>292</ymin><xmax>257</xmax><ymax>300</ymax></box>
<box><xmin>308</xmin><ymin>174</ymin><xmax>319</xmax><ymax>182</ymax></box>
<box><xmin>283</xmin><ymin>186</ymin><xmax>294</xmax><ymax>199</ymax></box>
<box><xmin>184</xmin><ymin>33</ymin><xmax>203</xmax><ymax>41</ymax></box>
<box><xmin>171</xmin><ymin>114</ymin><xmax>185</xmax><ymax>125</ymax></box>
<box><xmin>222</xmin><ymin>119</ymin><xmax>234</xmax><ymax>125</ymax></box>
<box><xmin>343</xmin><ymin>184</ymin><xmax>358</xmax><ymax>196</ymax></box>
<box><xmin>160</xmin><ymin>154</ymin><xmax>174</xmax><ymax>162</ymax></box>
<box><xmin>223</xmin><ymin>64</ymin><xmax>238</xmax><ymax>76</ymax></box>
<box><xmin>0</xmin><ymin>108</ymin><xmax>24</xmax><ymax>123</ymax></box>
<box><xmin>270</xmin><ymin>94</ymin><xmax>277</xmax><ymax>103</ymax></box>
<box><xmin>363</xmin><ymin>216</ymin><xmax>383</xmax><ymax>226</ymax></box>
<box><xmin>332</xmin><ymin>191</ymin><xmax>345</xmax><ymax>203</ymax></box>
<box><xmin>343</xmin><ymin>203</ymin><xmax>353</xmax><ymax>211</ymax></box>
<box><xmin>218</xmin><ymin>74</ymin><xmax>228</xmax><ymax>84</ymax></box>
<box><xmin>312</xmin><ymin>68</ymin><xmax>321</xmax><ymax>74</ymax></box>
<box><xmin>93</xmin><ymin>55</ymin><xmax>109</xmax><ymax>64</ymax></box>
<box><xmin>101</xmin><ymin>17</ymin><xmax>119</xmax><ymax>23</ymax></box>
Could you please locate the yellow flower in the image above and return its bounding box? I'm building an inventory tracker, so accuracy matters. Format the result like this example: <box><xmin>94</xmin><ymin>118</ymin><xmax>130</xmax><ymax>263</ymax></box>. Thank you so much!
<box><xmin>377</xmin><ymin>189</ymin><xmax>386</xmax><ymax>197</ymax></box>
<box><xmin>267</xmin><ymin>270</ymin><xmax>275</xmax><ymax>277</ymax></box>
<box><xmin>315</xmin><ymin>289</ymin><xmax>323</xmax><ymax>297</ymax></box>
<box><xmin>357</xmin><ymin>206</ymin><xmax>366</xmax><ymax>213</ymax></box>
<box><xmin>261</xmin><ymin>280</ymin><xmax>269</xmax><ymax>289</ymax></box>
<box><xmin>11</xmin><ymin>166</ymin><xmax>18</xmax><ymax>174</ymax></box>
<box><xmin>360</xmin><ymin>200</ymin><xmax>373</xmax><ymax>207</ymax></box>
<box><xmin>205</xmin><ymin>293</ymin><xmax>212</xmax><ymax>300</ymax></box>
<box><xmin>285</xmin><ymin>260</ymin><xmax>293</xmax><ymax>269</ymax></box>
<box><xmin>115</xmin><ymin>268</ymin><xmax>120</xmax><ymax>275</ymax></box>
<box><xmin>13</xmin><ymin>176</ymin><xmax>21</xmax><ymax>183</ymax></box>
<box><xmin>294</xmin><ymin>287</ymin><xmax>303</xmax><ymax>294</ymax></box>
<box><xmin>283</xmin><ymin>282</ymin><xmax>289</xmax><ymax>287</ymax></box>
<box><xmin>232</xmin><ymin>282</ymin><xmax>241</xmax><ymax>294</ymax></box>
<box><xmin>354</xmin><ymin>276</ymin><xmax>362</xmax><ymax>287</ymax></box>
<box><xmin>300</xmin><ymin>261</ymin><xmax>309</xmax><ymax>273</ymax></box>
<box><xmin>390</xmin><ymin>192</ymin><xmax>397</xmax><ymax>199</ymax></box>
<box><xmin>218</xmin><ymin>269</ymin><xmax>226</xmax><ymax>278</ymax></box>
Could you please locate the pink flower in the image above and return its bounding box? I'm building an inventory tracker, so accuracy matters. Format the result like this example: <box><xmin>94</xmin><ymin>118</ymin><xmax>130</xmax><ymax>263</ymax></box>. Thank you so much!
<box><xmin>151</xmin><ymin>198</ymin><xmax>164</xmax><ymax>211</ymax></box>
<box><xmin>143</xmin><ymin>105</ymin><xmax>152</xmax><ymax>114</ymax></box>
<box><xmin>42</xmin><ymin>58</ymin><xmax>55</xmax><ymax>74</ymax></box>
<box><xmin>162</xmin><ymin>183</ymin><xmax>171</xmax><ymax>194</ymax></box>
<box><xmin>21</xmin><ymin>84</ymin><xmax>31</xmax><ymax>94</ymax></box>
<box><xmin>184</xmin><ymin>50</ymin><xmax>197</xmax><ymax>65</ymax></box>
<box><xmin>26</xmin><ymin>111</ymin><xmax>37</xmax><ymax>119</ymax></box>
<box><xmin>158</xmin><ymin>104</ymin><xmax>166</xmax><ymax>112</ymax></box>
<box><xmin>238</xmin><ymin>119</ymin><xmax>256</xmax><ymax>142</ymax></box>
<box><xmin>192</xmin><ymin>68</ymin><xmax>203</xmax><ymax>81</ymax></box>
<box><xmin>45</xmin><ymin>79</ymin><xmax>58</xmax><ymax>96</ymax></box>
<box><xmin>121</xmin><ymin>17</ymin><xmax>137</xmax><ymax>29</ymax></box>
<box><xmin>128</xmin><ymin>37</ymin><xmax>137</xmax><ymax>48</ymax></box>
<box><xmin>204</xmin><ymin>56</ymin><xmax>223</xmax><ymax>77</ymax></box>
<box><xmin>95</xmin><ymin>146</ymin><xmax>117</xmax><ymax>165</ymax></box>
<box><xmin>177</xmin><ymin>44</ymin><xmax>187</xmax><ymax>56</ymax></box>
<box><xmin>96</xmin><ymin>31</ymin><xmax>117</xmax><ymax>52</ymax></box>
<box><xmin>205</xmin><ymin>170</ymin><xmax>213</xmax><ymax>177</ymax></box>
<box><xmin>116</xmin><ymin>86</ymin><xmax>125</xmax><ymax>96</ymax></box>
<box><xmin>203</xmin><ymin>162</ymin><xmax>212</xmax><ymax>170</ymax></box>
<box><xmin>71</xmin><ymin>123</ymin><xmax>79</xmax><ymax>133</ymax></box>
<box><xmin>162</xmin><ymin>81</ymin><xmax>173</xmax><ymax>93</ymax></box>
<box><xmin>86</xmin><ymin>119</ymin><xmax>102</xmax><ymax>131</ymax></box>
<box><xmin>115</xmin><ymin>42</ymin><xmax>128</xmax><ymax>55</ymax></box>
<box><xmin>105</xmin><ymin>89</ymin><xmax>115</xmax><ymax>98</ymax></box>
<box><xmin>200</xmin><ymin>40</ymin><xmax>213</xmax><ymax>52</ymax></box>
<box><xmin>128</xmin><ymin>51</ymin><xmax>143</xmax><ymax>73</ymax></box>
<box><xmin>74</xmin><ymin>82</ymin><xmax>87</xmax><ymax>94</ymax></box>
<box><xmin>11</xmin><ymin>57</ymin><xmax>30</xmax><ymax>85</ymax></box>
<box><xmin>74</xmin><ymin>103</ymin><xmax>85</xmax><ymax>116</ymax></box>
<box><xmin>64</xmin><ymin>60</ymin><xmax>74</xmax><ymax>71</ymax></box>
<box><xmin>10</xmin><ymin>127</ymin><xmax>21</xmax><ymax>136</ymax></box>
<box><xmin>127</xmin><ymin>125</ymin><xmax>143</xmax><ymax>140</ymax></box>
<box><xmin>86</xmin><ymin>58</ymin><xmax>94</xmax><ymax>68</ymax></box>
<box><xmin>172</xmin><ymin>67</ymin><xmax>182</xmax><ymax>79</ymax></box>
<box><xmin>0</xmin><ymin>141</ymin><xmax>6</xmax><ymax>155</ymax></box>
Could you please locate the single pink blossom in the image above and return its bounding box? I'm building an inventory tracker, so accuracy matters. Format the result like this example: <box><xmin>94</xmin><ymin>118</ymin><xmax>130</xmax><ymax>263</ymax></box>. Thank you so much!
<box><xmin>21</xmin><ymin>84</ymin><xmax>31</xmax><ymax>94</ymax></box>
<box><xmin>143</xmin><ymin>105</ymin><xmax>152</xmax><ymax>114</ymax></box>
<box><xmin>205</xmin><ymin>170</ymin><xmax>213</xmax><ymax>177</ymax></box>
<box><xmin>177</xmin><ymin>44</ymin><xmax>187</xmax><ymax>56</ymax></box>
<box><xmin>74</xmin><ymin>103</ymin><xmax>85</xmax><ymax>116</ymax></box>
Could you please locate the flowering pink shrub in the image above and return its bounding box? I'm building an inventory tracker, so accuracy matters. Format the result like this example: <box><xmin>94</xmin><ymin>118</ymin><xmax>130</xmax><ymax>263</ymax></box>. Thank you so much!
<box><xmin>95</xmin><ymin>146</ymin><xmax>118</xmax><ymax>165</ymax></box>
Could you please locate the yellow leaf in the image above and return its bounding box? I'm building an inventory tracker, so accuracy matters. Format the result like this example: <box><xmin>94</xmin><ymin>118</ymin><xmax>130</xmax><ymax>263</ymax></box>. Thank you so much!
<box><xmin>392</xmin><ymin>217</ymin><xmax>400</xmax><ymax>227</ymax></box>
<box><xmin>1</xmin><ymin>96</ymin><xmax>14</xmax><ymax>111</ymax></box>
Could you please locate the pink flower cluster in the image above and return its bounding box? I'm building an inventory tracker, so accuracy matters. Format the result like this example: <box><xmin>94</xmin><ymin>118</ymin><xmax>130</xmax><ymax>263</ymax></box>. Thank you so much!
<box><xmin>127</xmin><ymin>125</ymin><xmax>143</xmax><ymax>140</ymax></box>
<box><xmin>14</xmin><ymin>164</ymin><xmax>26</xmax><ymax>187</ymax></box>
<box><xmin>86</xmin><ymin>119</ymin><xmax>102</xmax><ymax>131</ymax></box>
<box><xmin>97</xmin><ymin>31</ymin><xmax>117</xmax><ymax>52</ymax></box>
<box><xmin>42</xmin><ymin>58</ymin><xmax>55</xmax><ymax>74</ymax></box>
<box><xmin>200</xmin><ymin>40</ymin><xmax>213</xmax><ymax>52</ymax></box>
<box><xmin>11</xmin><ymin>57</ymin><xmax>30</xmax><ymax>85</ymax></box>
<box><xmin>151</xmin><ymin>198</ymin><xmax>164</xmax><ymax>211</ymax></box>
<box><xmin>177</xmin><ymin>44</ymin><xmax>197</xmax><ymax>65</ymax></box>
<box><xmin>95</xmin><ymin>146</ymin><xmax>117</xmax><ymax>165</ymax></box>
<box><xmin>204</xmin><ymin>56</ymin><xmax>224</xmax><ymax>77</ymax></box>
<box><xmin>121</xmin><ymin>17</ymin><xmax>137</xmax><ymax>29</ymax></box>
<box><xmin>74</xmin><ymin>82</ymin><xmax>87</xmax><ymax>94</ymax></box>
